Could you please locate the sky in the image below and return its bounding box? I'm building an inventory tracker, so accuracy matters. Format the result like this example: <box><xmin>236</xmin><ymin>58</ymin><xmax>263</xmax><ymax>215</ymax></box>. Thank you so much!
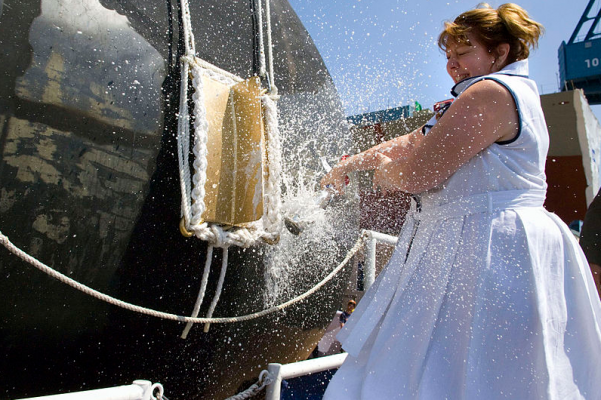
<box><xmin>287</xmin><ymin>0</ymin><xmax>601</xmax><ymax>119</ymax></box>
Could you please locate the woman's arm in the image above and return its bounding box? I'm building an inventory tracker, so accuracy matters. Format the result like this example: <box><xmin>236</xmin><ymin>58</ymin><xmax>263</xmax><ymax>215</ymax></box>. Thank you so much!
<box><xmin>320</xmin><ymin>126</ymin><xmax>425</xmax><ymax>193</ymax></box>
<box><xmin>373</xmin><ymin>79</ymin><xmax>519</xmax><ymax>194</ymax></box>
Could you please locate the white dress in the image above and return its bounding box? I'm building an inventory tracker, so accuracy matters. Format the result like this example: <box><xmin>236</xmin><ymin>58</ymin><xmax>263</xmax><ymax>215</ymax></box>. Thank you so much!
<box><xmin>323</xmin><ymin>60</ymin><xmax>601</xmax><ymax>400</ymax></box>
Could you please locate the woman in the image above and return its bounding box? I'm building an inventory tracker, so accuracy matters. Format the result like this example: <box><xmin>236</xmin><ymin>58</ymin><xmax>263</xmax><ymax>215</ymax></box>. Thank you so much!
<box><xmin>322</xmin><ymin>3</ymin><xmax>601</xmax><ymax>399</ymax></box>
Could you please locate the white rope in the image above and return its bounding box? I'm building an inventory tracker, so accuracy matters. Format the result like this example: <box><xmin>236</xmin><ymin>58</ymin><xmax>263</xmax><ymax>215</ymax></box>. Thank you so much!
<box><xmin>180</xmin><ymin>0</ymin><xmax>195</xmax><ymax>56</ymax></box>
<box><xmin>175</xmin><ymin>3</ymin><xmax>283</xmax><ymax>248</ymax></box>
<box><xmin>203</xmin><ymin>246</ymin><xmax>229</xmax><ymax>332</ymax></box>
<box><xmin>189</xmin><ymin>63</ymin><xmax>210</xmax><ymax>227</ymax></box>
<box><xmin>259</xmin><ymin>94</ymin><xmax>283</xmax><ymax>241</ymax></box>
<box><xmin>181</xmin><ymin>244</ymin><xmax>214</xmax><ymax>339</ymax></box>
<box><xmin>177</xmin><ymin>0</ymin><xmax>284</xmax><ymax>334</ymax></box>
<box><xmin>225</xmin><ymin>370</ymin><xmax>274</xmax><ymax>400</ymax></box>
<box><xmin>176</xmin><ymin>63</ymin><xmax>284</xmax><ymax>248</ymax></box>
<box><xmin>0</xmin><ymin>229</ymin><xmax>365</xmax><ymax>324</ymax></box>
<box><xmin>177</xmin><ymin>59</ymin><xmax>193</xmax><ymax>228</ymax></box>
<box><xmin>264</xmin><ymin>0</ymin><xmax>277</xmax><ymax>95</ymax></box>
<box><xmin>255</xmin><ymin>0</ymin><xmax>267</xmax><ymax>79</ymax></box>
<box><xmin>191</xmin><ymin>56</ymin><xmax>243</xmax><ymax>84</ymax></box>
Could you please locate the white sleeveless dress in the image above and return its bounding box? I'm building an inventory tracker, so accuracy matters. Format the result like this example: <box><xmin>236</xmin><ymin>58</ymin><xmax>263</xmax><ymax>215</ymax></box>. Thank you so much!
<box><xmin>323</xmin><ymin>60</ymin><xmax>601</xmax><ymax>399</ymax></box>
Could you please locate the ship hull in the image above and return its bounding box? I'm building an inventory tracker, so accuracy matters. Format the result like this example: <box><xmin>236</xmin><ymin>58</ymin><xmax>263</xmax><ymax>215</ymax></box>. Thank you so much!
<box><xmin>0</xmin><ymin>0</ymin><xmax>357</xmax><ymax>398</ymax></box>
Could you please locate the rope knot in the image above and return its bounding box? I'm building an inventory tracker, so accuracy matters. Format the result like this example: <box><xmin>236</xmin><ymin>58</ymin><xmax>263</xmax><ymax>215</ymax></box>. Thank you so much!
<box><xmin>224</xmin><ymin>370</ymin><xmax>274</xmax><ymax>400</ymax></box>
<box><xmin>180</xmin><ymin>55</ymin><xmax>196</xmax><ymax>65</ymax></box>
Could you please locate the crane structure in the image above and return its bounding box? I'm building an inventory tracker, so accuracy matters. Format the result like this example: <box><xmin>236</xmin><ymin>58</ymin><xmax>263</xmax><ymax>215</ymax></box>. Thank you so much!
<box><xmin>559</xmin><ymin>0</ymin><xmax>601</xmax><ymax>104</ymax></box>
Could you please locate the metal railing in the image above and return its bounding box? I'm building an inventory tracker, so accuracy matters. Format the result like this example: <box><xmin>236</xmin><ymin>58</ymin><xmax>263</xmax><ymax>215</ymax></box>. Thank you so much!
<box><xmin>265</xmin><ymin>353</ymin><xmax>348</xmax><ymax>400</ymax></box>
<box><xmin>362</xmin><ymin>229</ymin><xmax>397</xmax><ymax>290</ymax></box>
<box><xmin>16</xmin><ymin>380</ymin><xmax>163</xmax><ymax>400</ymax></box>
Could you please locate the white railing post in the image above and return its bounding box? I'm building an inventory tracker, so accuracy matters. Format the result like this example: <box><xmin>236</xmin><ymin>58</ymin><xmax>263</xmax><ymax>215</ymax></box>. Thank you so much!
<box><xmin>264</xmin><ymin>353</ymin><xmax>348</xmax><ymax>400</ymax></box>
<box><xmin>362</xmin><ymin>230</ymin><xmax>397</xmax><ymax>291</ymax></box>
<box><xmin>266</xmin><ymin>363</ymin><xmax>284</xmax><ymax>400</ymax></box>
<box><xmin>16</xmin><ymin>380</ymin><xmax>158</xmax><ymax>400</ymax></box>
<box><xmin>365</xmin><ymin>233</ymin><xmax>377</xmax><ymax>291</ymax></box>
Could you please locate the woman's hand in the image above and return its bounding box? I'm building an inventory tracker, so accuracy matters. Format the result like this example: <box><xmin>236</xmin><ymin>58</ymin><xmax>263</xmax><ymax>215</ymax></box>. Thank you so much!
<box><xmin>372</xmin><ymin>153</ymin><xmax>396</xmax><ymax>193</ymax></box>
<box><xmin>320</xmin><ymin>164</ymin><xmax>348</xmax><ymax>194</ymax></box>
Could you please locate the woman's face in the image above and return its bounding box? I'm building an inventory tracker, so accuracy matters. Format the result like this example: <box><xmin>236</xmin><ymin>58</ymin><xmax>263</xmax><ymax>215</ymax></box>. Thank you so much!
<box><xmin>445</xmin><ymin>32</ymin><xmax>498</xmax><ymax>84</ymax></box>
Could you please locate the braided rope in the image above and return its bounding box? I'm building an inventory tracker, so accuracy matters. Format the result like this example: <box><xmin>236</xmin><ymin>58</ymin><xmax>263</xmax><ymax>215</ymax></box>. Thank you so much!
<box><xmin>189</xmin><ymin>63</ymin><xmax>210</xmax><ymax>227</ymax></box>
<box><xmin>176</xmin><ymin>0</ymin><xmax>281</xmax><ymax>248</ymax></box>
<box><xmin>178</xmin><ymin>59</ymin><xmax>283</xmax><ymax>248</ymax></box>
<box><xmin>0</xmin><ymin>230</ymin><xmax>365</xmax><ymax>324</ymax></box>
<box><xmin>258</xmin><ymin>94</ymin><xmax>283</xmax><ymax>241</ymax></box>
<box><xmin>177</xmin><ymin>59</ymin><xmax>193</xmax><ymax>227</ymax></box>
<box><xmin>176</xmin><ymin>0</ymin><xmax>284</xmax><ymax>333</ymax></box>
<box><xmin>179</xmin><ymin>0</ymin><xmax>195</xmax><ymax>56</ymax></box>
<box><xmin>225</xmin><ymin>370</ymin><xmax>274</xmax><ymax>400</ymax></box>
<box><xmin>190</xmin><ymin>56</ymin><xmax>243</xmax><ymax>84</ymax></box>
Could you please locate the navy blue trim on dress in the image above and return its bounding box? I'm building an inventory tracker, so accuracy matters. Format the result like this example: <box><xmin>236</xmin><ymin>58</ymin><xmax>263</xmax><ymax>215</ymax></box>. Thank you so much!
<box><xmin>450</xmin><ymin>75</ymin><xmax>523</xmax><ymax>145</ymax></box>
<box><xmin>450</xmin><ymin>72</ymin><xmax>529</xmax><ymax>97</ymax></box>
<box><xmin>451</xmin><ymin>75</ymin><xmax>484</xmax><ymax>97</ymax></box>
<box><xmin>497</xmin><ymin>73</ymin><xmax>528</xmax><ymax>78</ymax></box>
<box><xmin>481</xmin><ymin>76</ymin><xmax>523</xmax><ymax>145</ymax></box>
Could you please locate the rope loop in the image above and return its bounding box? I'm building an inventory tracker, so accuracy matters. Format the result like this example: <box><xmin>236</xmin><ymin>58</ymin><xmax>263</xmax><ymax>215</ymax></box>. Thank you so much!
<box><xmin>224</xmin><ymin>370</ymin><xmax>274</xmax><ymax>400</ymax></box>
<box><xmin>150</xmin><ymin>383</ymin><xmax>165</xmax><ymax>400</ymax></box>
<box><xmin>258</xmin><ymin>370</ymin><xmax>275</xmax><ymax>389</ymax></box>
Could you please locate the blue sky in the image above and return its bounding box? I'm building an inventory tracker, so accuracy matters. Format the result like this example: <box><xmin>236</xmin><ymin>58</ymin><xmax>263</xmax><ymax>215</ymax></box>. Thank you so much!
<box><xmin>288</xmin><ymin>0</ymin><xmax>600</xmax><ymax>118</ymax></box>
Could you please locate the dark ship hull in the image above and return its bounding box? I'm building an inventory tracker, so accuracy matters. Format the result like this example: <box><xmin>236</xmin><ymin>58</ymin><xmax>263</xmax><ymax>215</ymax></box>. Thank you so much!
<box><xmin>0</xmin><ymin>0</ymin><xmax>357</xmax><ymax>398</ymax></box>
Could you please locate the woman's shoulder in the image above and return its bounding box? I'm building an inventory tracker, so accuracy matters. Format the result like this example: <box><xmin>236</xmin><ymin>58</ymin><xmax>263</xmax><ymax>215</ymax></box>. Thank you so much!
<box><xmin>456</xmin><ymin>79</ymin><xmax>516</xmax><ymax>117</ymax></box>
<box><xmin>464</xmin><ymin>78</ymin><xmax>513</xmax><ymax>97</ymax></box>
<box><xmin>453</xmin><ymin>79</ymin><xmax>520</xmax><ymax>143</ymax></box>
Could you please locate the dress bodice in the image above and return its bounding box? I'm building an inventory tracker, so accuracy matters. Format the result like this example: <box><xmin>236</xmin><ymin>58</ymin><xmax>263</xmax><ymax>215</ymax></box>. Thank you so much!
<box><xmin>419</xmin><ymin>60</ymin><xmax>549</xmax><ymax>209</ymax></box>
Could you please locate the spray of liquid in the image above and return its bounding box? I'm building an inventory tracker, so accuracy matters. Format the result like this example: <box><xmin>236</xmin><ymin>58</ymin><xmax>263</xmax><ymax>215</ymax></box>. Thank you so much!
<box><xmin>284</xmin><ymin>157</ymin><xmax>337</xmax><ymax>236</ymax></box>
<box><xmin>262</xmin><ymin>96</ymin><xmax>360</xmax><ymax>308</ymax></box>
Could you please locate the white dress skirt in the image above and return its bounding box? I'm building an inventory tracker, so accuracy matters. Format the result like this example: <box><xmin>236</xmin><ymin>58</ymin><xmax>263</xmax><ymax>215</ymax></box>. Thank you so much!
<box><xmin>323</xmin><ymin>61</ymin><xmax>601</xmax><ymax>399</ymax></box>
